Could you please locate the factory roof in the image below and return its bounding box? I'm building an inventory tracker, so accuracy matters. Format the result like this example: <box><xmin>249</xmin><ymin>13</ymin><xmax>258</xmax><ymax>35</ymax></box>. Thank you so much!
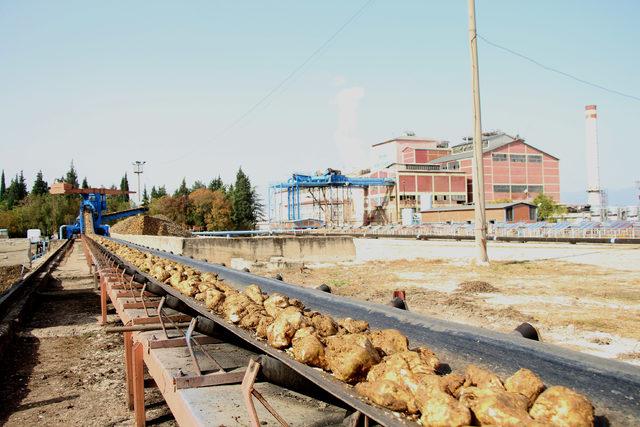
<box><xmin>372</xmin><ymin>136</ymin><xmax>449</xmax><ymax>148</ymax></box>
<box><xmin>429</xmin><ymin>133</ymin><xmax>517</xmax><ymax>162</ymax></box>
<box><xmin>430</xmin><ymin>133</ymin><xmax>559</xmax><ymax>163</ymax></box>
<box><xmin>421</xmin><ymin>201</ymin><xmax>536</xmax><ymax>213</ymax></box>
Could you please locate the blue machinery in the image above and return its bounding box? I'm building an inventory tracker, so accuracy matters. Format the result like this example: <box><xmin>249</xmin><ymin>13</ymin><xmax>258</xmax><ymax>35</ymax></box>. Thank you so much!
<box><xmin>51</xmin><ymin>183</ymin><xmax>147</xmax><ymax>238</ymax></box>
<box><xmin>269</xmin><ymin>169</ymin><xmax>395</xmax><ymax>223</ymax></box>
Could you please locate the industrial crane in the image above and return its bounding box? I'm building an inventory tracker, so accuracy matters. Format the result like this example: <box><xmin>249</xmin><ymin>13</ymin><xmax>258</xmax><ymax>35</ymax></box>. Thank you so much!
<box><xmin>50</xmin><ymin>182</ymin><xmax>148</xmax><ymax>238</ymax></box>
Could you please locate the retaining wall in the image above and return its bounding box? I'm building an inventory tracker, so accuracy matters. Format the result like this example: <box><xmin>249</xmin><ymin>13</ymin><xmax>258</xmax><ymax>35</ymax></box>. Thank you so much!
<box><xmin>111</xmin><ymin>234</ymin><xmax>355</xmax><ymax>264</ymax></box>
<box><xmin>0</xmin><ymin>239</ymin><xmax>31</xmax><ymax>267</ymax></box>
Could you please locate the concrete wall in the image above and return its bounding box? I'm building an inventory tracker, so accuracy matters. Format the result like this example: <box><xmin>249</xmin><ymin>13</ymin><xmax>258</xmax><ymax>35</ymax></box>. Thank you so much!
<box><xmin>0</xmin><ymin>239</ymin><xmax>31</xmax><ymax>267</ymax></box>
<box><xmin>112</xmin><ymin>234</ymin><xmax>356</xmax><ymax>264</ymax></box>
<box><xmin>421</xmin><ymin>208</ymin><xmax>506</xmax><ymax>223</ymax></box>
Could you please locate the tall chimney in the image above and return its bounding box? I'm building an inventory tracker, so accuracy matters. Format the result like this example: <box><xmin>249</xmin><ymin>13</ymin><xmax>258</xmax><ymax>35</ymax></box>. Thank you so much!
<box><xmin>585</xmin><ymin>105</ymin><xmax>603</xmax><ymax>215</ymax></box>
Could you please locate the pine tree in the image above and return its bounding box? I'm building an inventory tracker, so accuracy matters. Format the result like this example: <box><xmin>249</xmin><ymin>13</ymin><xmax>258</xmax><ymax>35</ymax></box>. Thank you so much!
<box><xmin>81</xmin><ymin>177</ymin><xmax>89</xmax><ymax>189</ymax></box>
<box><xmin>120</xmin><ymin>173</ymin><xmax>130</xmax><ymax>202</ymax></box>
<box><xmin>191</xmin><ymin>180</ymin><xmax>206</xmax><ymax>191</ymax></box>
<box><xmin>157</xmin><ymin>186</ymin><xmax>167</xmax><ymax>197</ymax></box>
<box><xmin>17</xmin><ymin>171</ymin><xmax>27</xmax><ymax>200</ymax></box>
<box><xmin>150</xmin><ymin>186</ymin><xmax>158</xmax><ymax>199</ymax></box>
<box><xmin>0</xmin><ymin>170</ymin><xmax>5</xmax><ymax>202</ymax></box>
<box><xmin>31</xmin><ymin>170</ymin><xmax>49</xmax><ymax>196</ymax></box>
<box><xmin>5</xmin><ymin>173</ymin><xmax>28</xmax><ymax>209</ymax></box>
<box><xmin>208</xmin><ymin>176</ymin><xmax>224</xmax><ymax>193</ymax></box>
<box><xmin>65</xmin><ymin>161</ymin><xmax>79</xmax><ymax>188</ymax></box>
<box><xmin>142</xmin><ymin>185</ymin><xmax>149</xmax><ymax>207</ymax></box>
<box><xmin>174</xmin><ymin>178</ymin><xmax>189</xmax><ymax>197</ymax></box>
<box><xmin>230</xmin><ymin>168</ymin><xmax>262</xmax><ymax>230</ymax></box>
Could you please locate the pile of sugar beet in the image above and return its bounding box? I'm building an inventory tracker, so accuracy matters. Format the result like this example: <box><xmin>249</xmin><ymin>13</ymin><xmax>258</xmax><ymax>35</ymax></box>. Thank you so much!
<box><xmin>99</xmin><ymin>238</ymin><xmax>595</xmax><ymax>427</ymax></box>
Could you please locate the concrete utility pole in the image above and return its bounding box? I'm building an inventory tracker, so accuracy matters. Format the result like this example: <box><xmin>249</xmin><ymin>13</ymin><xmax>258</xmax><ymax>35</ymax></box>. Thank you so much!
<box><xmin>468</xmin><ymin>0</ymin><xmax>489</xmax><ymax>264</ymax></box>
<box><xmin>132</xmin><ymin>161</ymin><xmax>146</xmax><ymax>205</ymax></box>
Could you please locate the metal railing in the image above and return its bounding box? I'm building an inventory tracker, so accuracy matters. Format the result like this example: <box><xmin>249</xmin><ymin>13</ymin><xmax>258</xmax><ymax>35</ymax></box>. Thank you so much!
<box><xmin>303</xmin><ymin>221</ymin><xmax>640</xmax><ymax>240</ymax></box>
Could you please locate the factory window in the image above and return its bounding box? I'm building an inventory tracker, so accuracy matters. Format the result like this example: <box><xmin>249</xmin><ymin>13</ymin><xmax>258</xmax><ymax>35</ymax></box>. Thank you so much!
<box><xmin>511</xmin><ymin>185</ymin><xmax>528</xmax><ymax>193</ymax></box>
<box><xmin>493</xmin><ymin>185</ymin><xmax>510</xmax><ymax>193</ymax></box>
<box><xmin>399</xmin><ymin>195</ymin><xmax>416</xmax><ymax>201</ymax></box>
<box><xmin>530</xmin><ymin>207</ymin><xmax>537</xmax><ymax>221</ymax></box>
<box><xmin>451</xmin><ymin>194</ymin><xmax>466</xmax><ymax>201</ymax></box>
<box><xmin>510</xmin><ymin>154</ymin><xmax>526</xmax><ymax>163</ymax></box>
<box><xmin>528</xmin><ymin>185</ymin><xmax>543</xmax><ymax>193</ymax></box>
<box><xmin>406</xmin><ymin>164</ymin><xmax>439</xmax><ymax>171</ymax></box>
<box><xmin>492</xmin><ymin>153</ymin><xmax>507</xmax><ymax>162</ymax></box>
<box><xmin>506</xmin><ymin>207</ymin><xmax>514</xmax><ymax>222</ymax></box>
<box><xmin>528</xmin><ymin>155</ymin><xmax>542</xmax><ymax>163</ymax></box>
<box><xmin>447</xmin><ymin>161</ymin><xmax>460</xmax><ymax>170</ymax></box>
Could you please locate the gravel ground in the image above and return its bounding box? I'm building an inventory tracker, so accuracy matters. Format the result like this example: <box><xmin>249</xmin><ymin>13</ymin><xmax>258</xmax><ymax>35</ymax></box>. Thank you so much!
<box><xmin>253</xmin><ymin>238</ymin><xmax>640</xmax><ymax>365</ymax></box>
<box><xmin>354</xmin><ymin>238</ymin><xmax>640</xmax><ymax>271</ymax></box>
<box><xmin>0</xmin><ymin>242</ymin><xmax>175</xmax><ymax>426</ymax></box>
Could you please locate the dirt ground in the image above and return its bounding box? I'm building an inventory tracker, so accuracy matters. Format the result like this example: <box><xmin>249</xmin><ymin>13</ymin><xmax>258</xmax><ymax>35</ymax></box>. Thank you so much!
<box><xmin>0</xmin><ymin>265</ymin><xmax>25</xmax><ymax>293</ymax></box>
<box><xmin>254</xmin><ymin>256</ymin><xmax>640</xmax><ymax>365</ymax></box>
<box><xmin>0</xmin><ymin>242</ymin><xmax>176</xmax><ymax>426</ymax></box>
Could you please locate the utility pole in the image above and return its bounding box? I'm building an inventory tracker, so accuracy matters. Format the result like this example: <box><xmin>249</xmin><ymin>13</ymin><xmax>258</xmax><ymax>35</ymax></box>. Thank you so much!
<box><xmin>468</xmin><ymin>0</ymin><xmax>489</xmax><ymax>264</ymax></box>
<box><xmin>132</xmin><ymin>161</ymin><xmax>146</xmax><ymax>205</ymax></box>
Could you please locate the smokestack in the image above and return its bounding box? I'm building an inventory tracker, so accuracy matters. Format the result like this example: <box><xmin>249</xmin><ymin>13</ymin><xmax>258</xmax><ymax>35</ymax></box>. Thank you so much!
<box><xmin>585</xmin><ymin>105</ymin><xmax>603</xmax><ymax>216</ymax></box>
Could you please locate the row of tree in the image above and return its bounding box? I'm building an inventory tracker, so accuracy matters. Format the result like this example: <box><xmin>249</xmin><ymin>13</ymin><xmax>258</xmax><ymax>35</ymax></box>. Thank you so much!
<box><xmin>0</xmin><ymin>163</ymin><xmax>263</xmax><ymax>237</ymax></box>
<box><xmin>146</xmin><ymin>169</ymin><xmax>262</xmax><ymax>231</ymax></box>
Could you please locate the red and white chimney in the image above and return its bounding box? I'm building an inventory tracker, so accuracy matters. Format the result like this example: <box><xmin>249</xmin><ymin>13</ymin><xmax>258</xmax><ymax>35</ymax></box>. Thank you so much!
<box><xmin>585</xmin><ymin>105</ymin><xmax>603</xmax><ymax>213</ymax></box>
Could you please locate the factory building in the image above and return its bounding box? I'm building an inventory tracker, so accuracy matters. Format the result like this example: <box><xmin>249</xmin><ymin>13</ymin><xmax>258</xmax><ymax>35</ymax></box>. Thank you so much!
<box><xmin>366</xmin><ymin>132</ymin><xmax>560</xmax><ymax>223</ymax></box>
<box><xmin>269</xmin><ymin>132</ymin><xmax>560</xmax><ymax>226</ymax></box>
<box><xmin>420</xmin><ymin>202</ymin><xmax>538</xmax><ymax>223</ymax></box>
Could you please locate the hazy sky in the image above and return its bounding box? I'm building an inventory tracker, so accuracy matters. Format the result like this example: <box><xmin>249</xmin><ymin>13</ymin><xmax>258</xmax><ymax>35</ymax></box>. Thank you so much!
<box><xmin>1</xmin><ymin>1</ymin><xmax>638</xmax><ymax>204</ymax></box>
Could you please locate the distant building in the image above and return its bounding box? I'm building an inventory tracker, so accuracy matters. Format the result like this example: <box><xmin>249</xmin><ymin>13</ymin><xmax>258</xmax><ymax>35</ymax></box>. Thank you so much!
<box><xmin>366</xmin><ymin>132</ymin><xmax>560</xmax><ymax>223</ymax></box>
<box><xmin>269</xmin><ymin>131</ymin><xmax>561</xmax><ymax>226</ymax></box>
<box><xmin>431</xmin><ymin>132</ymin><xmax>560</xmax><ymax>203</ymax></box>
<box><xmin>420</xmin><ymin>201</ymin><xmax>538</xmax><ymax>223</ymax></box>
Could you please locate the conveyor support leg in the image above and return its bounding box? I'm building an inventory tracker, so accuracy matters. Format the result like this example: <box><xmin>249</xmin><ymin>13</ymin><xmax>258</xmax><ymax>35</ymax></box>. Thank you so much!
<box><xmin>124</xmin><ymin>331</ymin><xmax>134</xmax><ymax>410</ymax></box>
<box><xmin>100</xmin><ymin>276</ymin><xmax>107</xmax><ymax>325</ymax></box>
<box><xmin>133</xmin><ymin>341</ymin><xmax>146</xmax><ymax>426</ymax></box>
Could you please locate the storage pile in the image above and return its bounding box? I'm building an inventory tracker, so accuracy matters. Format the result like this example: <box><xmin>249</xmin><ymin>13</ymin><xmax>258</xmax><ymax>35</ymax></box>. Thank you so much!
<box><xmin>110</xmin><ymin>215</ymin><xmax>190</xmax><ymax>237</ymax></box>
<box><xmin>98</xmin><ymin>237</ymin><xmax>595</xmax><ymax>427</ymax></box>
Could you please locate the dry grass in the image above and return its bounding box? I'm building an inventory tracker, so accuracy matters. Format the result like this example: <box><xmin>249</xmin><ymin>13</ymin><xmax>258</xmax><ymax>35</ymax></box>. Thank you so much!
<box><xmin>253</xmin><ymin>257</ymin><xmax>640</xmax><ymax>360</ymax></box>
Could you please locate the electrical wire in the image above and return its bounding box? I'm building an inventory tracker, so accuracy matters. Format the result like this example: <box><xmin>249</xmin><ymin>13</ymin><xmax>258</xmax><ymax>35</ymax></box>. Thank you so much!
<box><xmin>162</xmin><ymin>0</ymin><xmax>376</xmax><ymax>165</ymax></box>
<box><xmin>477</xmin><ymin>34</ymin><xmax>640</xmax><ymax>103</ymax></box>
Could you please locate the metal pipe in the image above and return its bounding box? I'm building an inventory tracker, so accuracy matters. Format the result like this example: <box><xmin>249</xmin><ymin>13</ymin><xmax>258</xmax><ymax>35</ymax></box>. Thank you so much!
<box><xmin>105</xmin><ymin>323</ymin><xmax>192</xmax><ymax>333</ymax></box>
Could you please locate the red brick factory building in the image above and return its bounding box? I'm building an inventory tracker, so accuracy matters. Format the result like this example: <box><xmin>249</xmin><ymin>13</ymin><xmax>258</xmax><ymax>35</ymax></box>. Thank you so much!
<box><xmin>366</xmin><ymin>132</ymin><xmax>560</xmax><ymax>223</ymax></box>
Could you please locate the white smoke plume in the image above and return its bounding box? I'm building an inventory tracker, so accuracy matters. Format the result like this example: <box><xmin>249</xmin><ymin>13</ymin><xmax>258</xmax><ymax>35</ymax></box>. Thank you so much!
<box><xmin>332</xmin><ymin>86</ymin><xmax>366</xmax><ymax>171</ymax></box>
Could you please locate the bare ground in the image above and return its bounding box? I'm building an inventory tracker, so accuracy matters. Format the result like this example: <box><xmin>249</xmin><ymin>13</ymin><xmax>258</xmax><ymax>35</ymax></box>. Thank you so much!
<box><xmin>254</xmin><ymin>257</ymin><xmax>640</xmax><ymax>365</ymax></box>
<box><xmin>0</xmin><ymin>242</ymin><xmax>175</xmax><ymax>426</ymax></box>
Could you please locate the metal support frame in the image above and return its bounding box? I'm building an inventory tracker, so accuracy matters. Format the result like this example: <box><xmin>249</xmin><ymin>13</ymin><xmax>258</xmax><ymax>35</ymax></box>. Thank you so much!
<box><xmin>270</xmin><ymin>171</ymin><xmax>394</xmax><ymax>225</ymax></box>
<box><xmin>242</xmin><ymin>359</ymin><xmax>289</xmax><ymax>427</ymax></box>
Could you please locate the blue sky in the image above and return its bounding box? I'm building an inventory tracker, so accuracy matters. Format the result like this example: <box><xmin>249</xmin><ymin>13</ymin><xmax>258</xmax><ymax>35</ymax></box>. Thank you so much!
<box><xmin>1</xmin><ymin>1</ymin><xmax>638</xmax><ymax>204</ymax></box>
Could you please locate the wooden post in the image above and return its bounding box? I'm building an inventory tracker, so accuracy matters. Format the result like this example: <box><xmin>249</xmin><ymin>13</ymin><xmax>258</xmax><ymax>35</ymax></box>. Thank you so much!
<box><xmin>100</xmin><ymin>277</ymin><xmax>108</xmax><ymax>325</ymax></box>
<box><xmin>132</xmin><ymin>341</ymin><xmax>146</xmax><ymax>426</ymax></box>
<box><xmin>468</xmin><ymin>0</ymin><xmax>489</xmax><ymax>264</ymax></box>
<box><xmin>124</xmin><ymin>331</ymin><xmax>134</xmax><ymax>410</ymax></box>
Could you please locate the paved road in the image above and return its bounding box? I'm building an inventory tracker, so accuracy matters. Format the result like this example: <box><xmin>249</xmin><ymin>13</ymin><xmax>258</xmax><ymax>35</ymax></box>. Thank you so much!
<box><xmin>354</xmin><ymin>238</ymin><xmax>640</xmax><ymax>271</ymax></box>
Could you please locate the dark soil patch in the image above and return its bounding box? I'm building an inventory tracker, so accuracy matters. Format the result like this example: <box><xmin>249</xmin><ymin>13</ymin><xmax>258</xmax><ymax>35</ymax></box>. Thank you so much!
<box><xmin>456</xmin><ymin>280</ymin><xmax>497</xmax><ymax>294</ymax></box>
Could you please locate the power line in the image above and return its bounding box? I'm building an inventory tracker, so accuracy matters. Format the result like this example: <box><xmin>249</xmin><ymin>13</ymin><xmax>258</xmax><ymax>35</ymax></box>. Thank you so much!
<box><xmin>163</xmin><ymin>0</ymin><xmax>375</xmax><ymax>164</ymax></box>
<box><xmin>218</xmin><ymin>0</ymin><xmax>375</xmax><ymax>136</ymax></box>
<box><xmin>477</xmin><ymin>34</ymin><xmax>640</xmax><ymax>103</ymax></box>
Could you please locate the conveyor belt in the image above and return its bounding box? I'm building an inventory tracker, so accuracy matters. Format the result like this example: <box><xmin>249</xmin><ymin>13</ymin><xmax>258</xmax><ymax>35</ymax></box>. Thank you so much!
<box><xmin>101</xmin><ymin>237</ymin><xmax>640</xmax><ymax>426</ymax></box>
<box><xmin>88</xmin><ymin>237</ymin><xmax>418</xmax><ymax>426</ymax></box>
